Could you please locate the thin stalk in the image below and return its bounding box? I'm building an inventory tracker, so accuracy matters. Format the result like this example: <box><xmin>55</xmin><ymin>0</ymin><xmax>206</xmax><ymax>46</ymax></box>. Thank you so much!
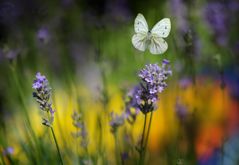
<box><xmin>139</xmin><ymin>113</ymin><xmax>148</xmax><ymax>165</ymax></box>
<box><xmin>142</xmin><ymin>111</ymin><xmax>154</xmax><ymax>163</ymax></box>
<box><xmin>114</xmin><ymin>133</ymin><xmax>121</xmax><ymax>165</ymax></box>
<box><xmin>0</xmin><ymin>153</ymin><xmax>6</xmax><ymax>165</ymax></box>
<box><xmin>50</xmin><ymin>127</ymin><xmax>64</xmax><ymax>165</ymax></box>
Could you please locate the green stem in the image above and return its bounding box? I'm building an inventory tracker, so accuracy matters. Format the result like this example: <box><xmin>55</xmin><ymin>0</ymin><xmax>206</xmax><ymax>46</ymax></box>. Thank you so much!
<box><xmin>139</xmin><ymin>113</ymin><xmax>148</xmax><ymax>165</ymax></box>
<box><xmin>0</xmin><ymin>153</ymin><xmax>6</xmax><ymax>165</ymax></box>
<box><xmin>114</xmin><ymin>133</ymin><xmax>121</xmax><ymax>165</ymax></box>
<box><xmin>50</xmin><ymin>127</ymin><xmax>64</xmax><ymax>165</ymax></box>
<box><xmin>142</xmin><ymin>111</ymin><xmax>154</xmax><ymax>163</ymax></box>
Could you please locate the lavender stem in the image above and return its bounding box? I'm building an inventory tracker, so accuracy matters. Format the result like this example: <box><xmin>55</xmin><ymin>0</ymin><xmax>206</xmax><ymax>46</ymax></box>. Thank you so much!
<box><xmin>142</xmin><ymin>111</ymin><xmax>154</xmax><ymax>164</ymax></box>
<box><xmin>139</xmin><ymin>113</ymin><xmax>148</xmax><ymax>165</ymax></box>
<box><xmin>50</xmin><ymin>127</ymin><xmax>64</xmax><ymax>165</ymax></box>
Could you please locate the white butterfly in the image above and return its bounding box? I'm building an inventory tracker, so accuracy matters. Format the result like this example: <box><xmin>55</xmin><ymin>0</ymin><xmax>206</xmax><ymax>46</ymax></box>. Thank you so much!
<box><xmin>132</xmin><ymin>13</ymin><xmax>171</xmax><ymax>55</ymax></box>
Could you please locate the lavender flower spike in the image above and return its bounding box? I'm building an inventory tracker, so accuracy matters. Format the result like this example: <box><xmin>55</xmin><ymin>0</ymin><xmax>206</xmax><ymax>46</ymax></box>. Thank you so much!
<box><xmin>32</xmin><ymin>72</ymin><xmax>55</xmax><ymax>127</ymax></box>
<box><xmin>71</xmin><ymin>111</ymin><xmax>88</xmax><ymax>150</ymax></box>
<box><xmin>135</xmin><ymin>60</ymin><xmax>172</xmax><ymax>114</ymax></box>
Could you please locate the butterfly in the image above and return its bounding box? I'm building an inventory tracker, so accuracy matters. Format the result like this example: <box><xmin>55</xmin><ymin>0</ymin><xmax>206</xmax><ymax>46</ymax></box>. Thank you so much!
<box><xmin>132</xmin><ymin>13</ymin><xmax>171</xmax><ymax>55</ymax></box>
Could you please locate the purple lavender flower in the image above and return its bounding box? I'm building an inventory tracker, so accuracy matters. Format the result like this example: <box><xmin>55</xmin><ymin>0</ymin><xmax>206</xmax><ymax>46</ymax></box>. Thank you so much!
<box><xmin>135</xmin><ymin>60</ymin><xmax>172</xmax><ymax>114</ymax></box>
<box><xmin>32</xmin><ymin>72</ymin><xmax>48</xmax><ymax>90</ymax></box>
<box><xmin>32</xmin><ymin>72</ymin><xmax>55</xmax><ymax>127</ymax></box>
<box><xmin>71</xmin><ymin>111</ymin><xmax>88</xmax><ymax>150</ymax></box>
<box><xmin>139</xmin><ymin>63</ymin><xmax>172</xmax><ymax>94</ymax></box>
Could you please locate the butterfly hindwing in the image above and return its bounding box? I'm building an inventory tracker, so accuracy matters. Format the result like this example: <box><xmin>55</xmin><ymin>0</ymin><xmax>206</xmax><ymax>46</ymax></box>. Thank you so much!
<box><xmin>151</xmin><ymin>18</ymin><xmax>171</xmax><ymax>38</ymax></box>
<box><xmin>149</xmin><ymin>37</ymin><xmax>168</xmax><ymax>55</ymax></box>
<box><xmin>132</xmin><ymin>33</ymin><xmax>147</xmax><ymax>51</ymax></box>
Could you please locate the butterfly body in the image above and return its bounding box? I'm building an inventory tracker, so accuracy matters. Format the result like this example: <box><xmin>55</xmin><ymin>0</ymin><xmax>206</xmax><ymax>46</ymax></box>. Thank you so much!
<box><xmin>132</xmin><ymin>13</ymin><xmax>171</xmax><ymax>55</ymax></box>
<box><xmin>147</xmin><ymin>31</ymin><xmax>152</xmax><ymax>40</ymax></box>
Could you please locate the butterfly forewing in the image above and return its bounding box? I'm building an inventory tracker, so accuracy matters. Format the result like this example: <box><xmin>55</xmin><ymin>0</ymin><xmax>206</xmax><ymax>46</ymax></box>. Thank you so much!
<box><xmin>151</xmin><ymin>18</ymin><xmax>171</xmax><ymax>38</ymax></box>
<box><xmin>149</xmin><ymin>37</ymin><xmax>168</xmax><ymax>54</ymax></box>
<box><xmin>134</xmin><ymin>13</ymin><xmax>149</xmax><ymax>34</ymax></box>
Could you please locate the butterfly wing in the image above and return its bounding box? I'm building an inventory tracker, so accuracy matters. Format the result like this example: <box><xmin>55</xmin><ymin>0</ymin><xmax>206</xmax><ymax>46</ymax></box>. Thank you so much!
<box><xmin>132</xmin><ymin>33</ymin><xmax>148</xmax><ymax>51</ymax></box>
<box><xmin>134</xmin><ymin>13</ymin><xmax>149</xmax><ymax>34</ymax></box>
<box><xmin>149</xmin><ymin>37</ymin><xmax>168</xmax><ymax>54</ymax></box>
<box><xmin>151</xmin><ymin>18</ymin><xmax>171</xmax><ymax>38</ymax></box>
<box><xmin>132</xmin><ymin>13</ymin><xmax>148</xmax><ymax>51</ymax></box>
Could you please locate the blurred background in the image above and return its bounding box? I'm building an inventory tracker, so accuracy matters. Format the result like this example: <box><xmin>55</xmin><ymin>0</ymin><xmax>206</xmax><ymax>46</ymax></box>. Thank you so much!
<box><xmin>0</xmin><ymin>0</ymin><xmax>239</xmax><ymax>164</ymax></box>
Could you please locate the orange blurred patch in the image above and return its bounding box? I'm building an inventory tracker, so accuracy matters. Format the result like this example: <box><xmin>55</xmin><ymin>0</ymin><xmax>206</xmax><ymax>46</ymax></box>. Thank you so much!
<box><xmin>196</xmin><ymin>125</ymin><xmax>224</xmax><ymax>159</ymax></box>
<box><xmin>227</xmin><ymin>98</ymin><xmax>239</xmax><ymax>135</ymax></box>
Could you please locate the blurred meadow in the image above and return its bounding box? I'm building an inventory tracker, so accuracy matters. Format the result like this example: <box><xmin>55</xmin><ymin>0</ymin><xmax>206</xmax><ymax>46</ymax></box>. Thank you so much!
<box><xmin>0</xmin><ymin>0</ymin><xmax>239</xmax><ymax>164</ymax></box>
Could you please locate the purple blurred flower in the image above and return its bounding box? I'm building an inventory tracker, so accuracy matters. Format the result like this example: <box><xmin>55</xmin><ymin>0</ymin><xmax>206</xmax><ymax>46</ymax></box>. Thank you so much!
<box><xmin>179</xmin><ymin>77</ymin><xmax>192</xmax><ymax>89</ymax></box>
<box><xmin>5</xmin><ymin>50</ymin><xmax>18</xmax><ymax>61</ymax></box>
<box><xmin>104</xmin><ymin>0</ymin><xmax>131</xmax><ymax>26</ymax></box>
<box><xmin>228</xmin><ymin>1</ymin><xmax>239</xmax><ymax>12</ymax></box>
<box><xmin>110</xmin><ymin>112</ymin><xmax>125</xmax><ymax>133</ymax></box>
<box><xmin>170</xmin><ymin>0</ymin><xmax>202</xmax><ymax>57</ymax></box>
<box><xmin>126</xmin><ymin>86</ymin><xmax>141</xmax><ymax>112</ymax></box>
<box><xmin>37</xmin><ymin>27</ymin><xmax>50</xmax><ymax>44</ymax></box>
<box><xmin>71</xmin><ymin>111</ymin><xmax>88</xmax><ymax>149</ymax></box>
<box><xmin>0</xmin><ymin>47</ymin><xmax>20</xmax><ymax>62</ymax></box>
<box><xmin>32</xmin><ymin>72</ymin><xmax>55</xmax><ymax>127</ymax></box>
<box><xmin>134</xmin><ymin>60</ymin><xmax>172</xmax><ymax>114</ymax></box>
<box><xmin>204</xmin><ymin>2</ymin><xmax>229</xmax><ymax>46</ymax></box>
<box><xmin>3</xmin><ymin>147</ymin><xmax>14</xmax><ymax>155</ymax></box>
<box><xmin>175</xmin><ymin>99</ymin><xmax>188</xmax><ymax>122</ymax></box>
<box><xmin>121</xmin><ymin>152</ymin><xmax>129</xmax><ymax>161</ymax></box>
<box><xmin>170</xmin><ymin>0</ymin><xmax>189</xmax><ymax>33</ymax></box>
<box><xmin>125</xmin><ymin>86</ymin><xmax>141</xmax><ymax>124</ymax></box>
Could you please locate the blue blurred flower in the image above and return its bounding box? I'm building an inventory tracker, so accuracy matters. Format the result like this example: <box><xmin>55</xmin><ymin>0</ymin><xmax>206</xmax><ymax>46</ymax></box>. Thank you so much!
<box><xmin>198</xmin><ymin>148</ymin><xmax>220</xmax><ymax>165</ymax></box>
